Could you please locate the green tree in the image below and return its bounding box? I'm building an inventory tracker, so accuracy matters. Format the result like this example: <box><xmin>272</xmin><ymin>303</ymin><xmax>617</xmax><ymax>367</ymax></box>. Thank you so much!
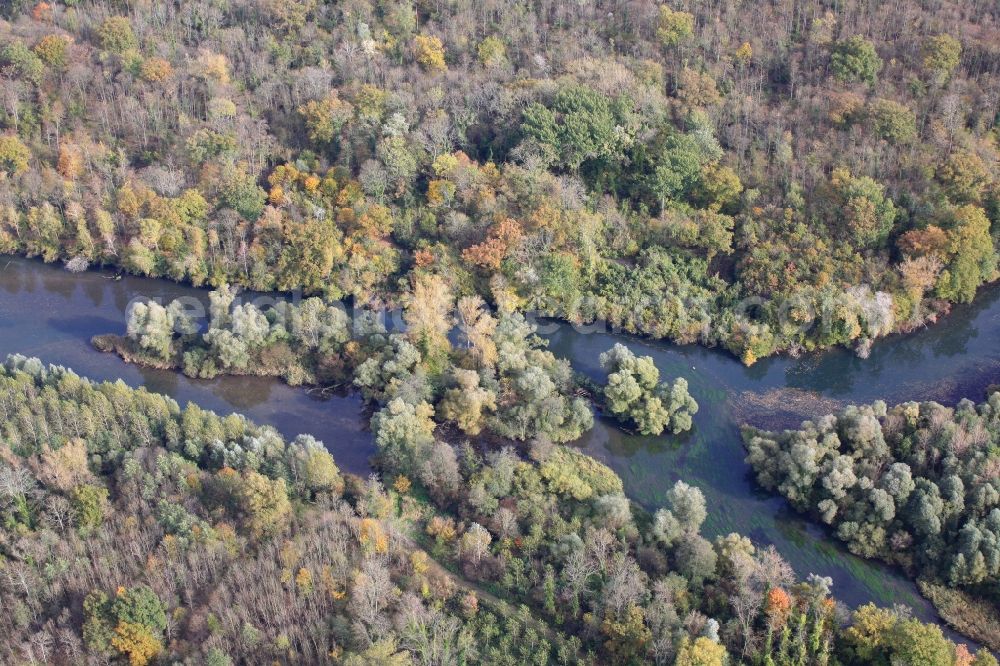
<box><xmin>1</xmin><ymin>41</ymin><xmax>44</xmax><ymax>83</ymax></box>
<box><xmin>376</xmin><ymin>133</ymin><xmax>418</xmax><ymax>199</ymax></box>
<box><xmin>843</xmin><ymin>603</ymin><xmax>896</xmax><ymax>663</ymax></box>
<box><xmin>112</xmin><ymin>585</ymin><xmax>167</xmax><ymax>632</ymax></box>
<box><xmin>287</xmin><ymin>435</ymin><xmax>343</xmax><ymax>496</ymax></box>
<box><xmin>126</xmin><ymin>301</ymin><xmax>176</xmax><ymax>361</ymax></box>
<box><xmin>353</xmin><ymin>333</ymin><xmax>424</xmax><ymax>403</ymax></box>
<box><xmin>666</xmin><ymin>480</ymin><xmax>707</xmax><ymax>532</ymax></box>
<box><xmin>647</xmin><ymin>131</ymin><xmax>715</xmax><ymax>211</ymax></box>
<box><xmin>259</xmin><ymin>0</ymin><xmax>317</xmax><ymax>32</ymax></box>
<box><xmin>890</xmin><ymin>619</ymin><xmax>953</xmax><ymax>665</ymax></box>
<box><xmin>72</xmin><ymin>483</ymin><xmax>109</xmax><ymax>533</ymax></box>
<box><xmin>186</xmin><ymin>129</ymin><xmax>237</xmax><ymax>163</ymax></box>
<box><xmin>922</xmin><ymin>34</ymin><xmax>961</xmax><ymax>80</ymax></box>
<box><xmin>539</xmin><ymin>252</ymin><xmax>581</xmax><ymax>310</ymax></box>
<box><xmin>599</xmin><ymin>343</ymin><xmax>698</xmax><ymax>435</ymax></box>
<box><xmin>438</xmin><ymin>369</ymin><xmax>497</xmax><ymax>435</ymax></box>
<box><xmin>936</xmin><ymin>151</ymin><xmax>992</xmax><ymax>204</ymax></box>
<box><xmin>98</xmin><ymin>16</ymin><xmax>138</xmax><ymax>53</ymax></box>
<box><xmin>477</xmin><ymin>36</ymin><xmax>507</xmax><ymax>67</ymax></box>
<box><xmin>220</xmin><ymin>163</ymin><xmax>267</xmax><ymax>221</ymax></box>
<box><xmin>538</xmin><ymin>446</ymin><xmax>623</xmax><ymax>500</ymax></box>
<box><xmin>83</xmin><ymin>591</ymin><xmax>115</xmax><ymax>653</ymax></box>
<box><xmin>488</xmin><ymin>313</ymin><xmax>593</xmax><ymax>443</ymax></box>
<box><xmin>0</xmin><ymin>135</ymin><xmax>30</xmax><ymax>175</ymax></box>
<box><xmin>828</xmin><ymin>167</ymin><xmax>897</xmax><ymax>249</ymax></box>
<box><xmin>936</xmin><ymin>205</ymin><xmax>997</xmax><ymax>303</ymax></box>
<box><xmin>521</xmin><ymin>85</ymin><xmax>632</xmax><ymax>173</ymax></box>
<box><xmin>601</xmin><ymin>605</ymin><xmax>652</xmax><ymax>663</ymax></box>
<box><xmin>237</xmin><ymin>470</ymin><xmax>292</xmax><ymax>538</ymax></box>
<box><xmin>205</xmin><ymin>647</ymin><xmax>234</xmax><ymax>666</ymax></box>
<box><xmin>868</xmin><ymin>98</ymin><xmax>917</xmax><ymax>143</ymax></box>
<box><xmin>371</xmin><ymin>398</ymin><xmax>436</xmax><ymax>474</ymax></box>
<box><xmin>33</xmin><ymin>34</ymin><xmax>70</xmax><ymax>69</ymax></box>
<box><xmin>973</xmin><ymin>650</ymin><xmax>1000</xmax><ymax>666</ymax></box>
<box><xmin>693</xmin><ymin>162</ymin><xmax>743</xmax><ymax>211</ymax></box>
<box><xmin>657</xmin><ymin>7</ymin><xmax>694</xmax><ymax>47</ymax></box>
<box><xmin>831</xmin><ymin>36</ymin><xmax>882</xmax><ymax>85</ymax></box>
<box><xmin>298</xmin><ymin>91</ymin><xmax>353</xmax><ymax>145</ymax></box>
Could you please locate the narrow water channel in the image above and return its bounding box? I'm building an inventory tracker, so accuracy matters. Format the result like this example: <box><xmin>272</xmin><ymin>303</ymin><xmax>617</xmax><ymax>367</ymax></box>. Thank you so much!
<box><xmin>3</xmin><ymin>255</ymin><xmax>999</xmax><ymax>642</ymax></box>
<box><xmin>542</xmin><ymin>285</ymin><xmax>1000</xmax><ymax>635</ymax></box>
<box><xmin>0</xmin><ymin>256</ymin><xmax>372</xmax><ymax>471</ymax></box>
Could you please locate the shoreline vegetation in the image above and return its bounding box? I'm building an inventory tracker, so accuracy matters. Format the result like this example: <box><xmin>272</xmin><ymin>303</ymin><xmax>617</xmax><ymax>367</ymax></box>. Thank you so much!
<box><xmin>88</xmin><ymin>268</ymin><xmax>1000</xmax><ymax>657</ymax></box>
<box><xmin>3</xmin><ymin>354</ymin><xmax>996</xmax><ymax>665</ymax></box>
<box><xmin>1</xmin><ymin>0</ymin><xmax>998</xmax><ymax>662</ymax></box>
<box><xmin>918</xmin><ymin>581</ymin><xmax>1000</xmax><ymax>654</ymax></box>
<box><xmin>14</xmin><ymin>221</ymin><xmax>995</xmax><ymax>365</ymax></box>
<box><xmin>744</xmin><ymin>396</ymin><xmax>1000</xmax><ymax>652</ymax></box>
<box><xmin>91</xmin><ymin>282</ymin><xmax>700</xmax><ymax>444</ymax></box>
<box><xmin>0</xmin><ymin>2</ymin><xmax>995</xmax><ymax>370</ymax></box>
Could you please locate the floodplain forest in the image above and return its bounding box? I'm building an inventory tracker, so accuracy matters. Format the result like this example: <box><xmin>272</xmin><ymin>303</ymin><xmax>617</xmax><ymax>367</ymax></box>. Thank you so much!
<box><xmin>0</xmin><ymin>0</ymin><xmax>999</xmax><ymax>664</ymax></box>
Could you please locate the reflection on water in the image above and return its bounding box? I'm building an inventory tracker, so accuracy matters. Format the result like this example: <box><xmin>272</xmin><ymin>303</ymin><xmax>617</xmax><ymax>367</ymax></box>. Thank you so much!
<box><xmin>4</xmin><ymin>257</ymin><xmax>1000</xmax><ymax>642</ymax></box>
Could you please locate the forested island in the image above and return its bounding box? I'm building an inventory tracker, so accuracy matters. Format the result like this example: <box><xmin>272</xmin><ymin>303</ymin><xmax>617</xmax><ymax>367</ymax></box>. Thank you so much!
<box><xmin>0</xmin><ymin>0</ymin><xmax>999</xmax><ymax>663</ymax></box>
<box><xmin>745</xmin><ymin>394</ymin><xmax>1000</xmax><ymax>653</ymax></box>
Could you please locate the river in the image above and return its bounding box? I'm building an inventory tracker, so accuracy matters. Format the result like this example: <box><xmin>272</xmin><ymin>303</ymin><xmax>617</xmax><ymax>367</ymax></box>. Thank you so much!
<box><xmin>2</xmin><ymin>255</ymin><xmax>999</xmax><ymax>641</ymax></box>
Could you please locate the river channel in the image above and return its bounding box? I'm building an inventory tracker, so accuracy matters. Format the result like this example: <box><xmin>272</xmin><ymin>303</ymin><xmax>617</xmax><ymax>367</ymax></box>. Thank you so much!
<box><xmin>3</xmin><ymin>255</ymin><xmax>1000</xmax><ymax>641</ymax></box>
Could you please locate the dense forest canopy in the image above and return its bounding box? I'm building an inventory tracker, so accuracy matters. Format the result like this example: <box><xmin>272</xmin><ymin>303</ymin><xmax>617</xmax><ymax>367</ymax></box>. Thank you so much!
<box><xmin>0</xmin><ymin>0</ymin><xmax>996</xmax><ymax>363</ymax></box>
<box><xmin>3</xmin><ymin>0</ymin><xmax>1000</xmax><ymax>663</ymax></box>
<box><xmin>2</xmin><ymin>356</ymin><xmax>997</xmax><ymax>665</ymax></box>
<box><xmin>0</xmin><ymin>356</ymin><xmax>587</xmax><ymax>663</ymax></box>
<box><xmin>744</xmin><ymin>393</ymin><xmax>1000</xmax><ymax>652</ymax></box>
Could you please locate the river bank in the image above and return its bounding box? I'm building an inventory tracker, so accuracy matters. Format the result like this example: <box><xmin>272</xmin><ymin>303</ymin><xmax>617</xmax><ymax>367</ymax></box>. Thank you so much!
<box><xmin>4</xmin><ymin>254</ymin><xmax>1000</xmax><ymax>647</ymax></box>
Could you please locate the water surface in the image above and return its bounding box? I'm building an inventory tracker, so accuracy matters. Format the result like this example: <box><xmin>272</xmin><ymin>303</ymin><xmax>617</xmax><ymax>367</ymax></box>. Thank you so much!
<box><xmin>543</xmin><ymin>285</ymin><xmax>1000</xmax><ymax>629</ymax></box>
<box><xmin>0</xmin><ymin>257</ymin><xmax>372</xmax><ymax>472</ymax></box>
<box><xmin>4</xmin><ymin>256</ymin><xmax>1000</xmax><ymax>640</ymax></box>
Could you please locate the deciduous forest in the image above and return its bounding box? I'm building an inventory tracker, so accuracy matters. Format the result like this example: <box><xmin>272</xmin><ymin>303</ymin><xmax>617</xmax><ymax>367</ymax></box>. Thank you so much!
<box><xmin>1</xmin><ymin>0</ymin><xmax>999</xmax><ymax>664</ymax></box>
<box><xmin>3</xmin><ymin>356</ymin><xmax>996</xmax><ymax>664</ymax></box>
<box><xmin>745</xmin><ymin>395</ymin><xmax>1000</xmax><ymax>653</ymax></box>
<box><xmin>0</xmin><ymin>0</ymin><xmax>997</xmax><ymax>361</ymax></box>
